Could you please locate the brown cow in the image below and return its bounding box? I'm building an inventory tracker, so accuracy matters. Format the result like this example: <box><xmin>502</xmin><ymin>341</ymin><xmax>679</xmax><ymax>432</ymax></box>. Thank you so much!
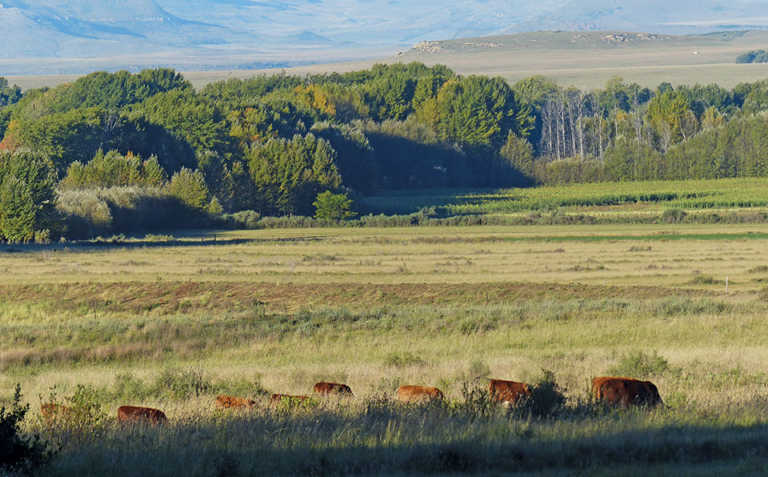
<box><xmin>592</xmin><ymin>377</ymin><xmax>663</xmax><ymax>408</ymax></box>
<box><xmin>313</xmin><ymin>382</ymin><xmax>353</xmax><ymax>396</ymax></box>
<box><xmin>117</xmin><ymin>406</ymin><xmax>168</xmax><ymax>425</ymax></box>
<box><xmin>270</xmin><ymin>394</ymin><xmax>310</xmax><ymax>404</ymax></box>
<box><xmin>40</xmin><ymin>403</ymin><xmax>73</xmax><ymax>423</ymax></box>
<box><xmin>396</xmin><ymin>385</ymin><xmax>444</xmax><ymax>403</ymax></box>
<box><xmin>216</xmin><ymin>395</ymin><xmax>257</xmax><ymax>409</ymax></box>
<box><xmin>489</xmin><ymin>379</ymin><xmax>531</xmax><ymax>405</ymax></box>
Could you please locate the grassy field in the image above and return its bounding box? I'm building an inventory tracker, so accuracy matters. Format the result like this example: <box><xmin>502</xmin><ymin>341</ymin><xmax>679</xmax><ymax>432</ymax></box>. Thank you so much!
<box><xmin>2</xmin><ymin>213</ymin><xmax>768</xmax><ymax>474</ymax></box>
<box><xmin>361</xmin><ymin>177</ymin><xmax>768</xmax><ymax>219</ymax></box>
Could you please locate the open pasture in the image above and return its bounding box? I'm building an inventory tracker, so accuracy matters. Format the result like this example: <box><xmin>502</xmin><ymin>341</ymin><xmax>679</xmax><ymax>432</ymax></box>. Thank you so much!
<box><xmin>2</xmin><ymin>222</ymin><xmax>768</xmax><ymax>474</ymax></box>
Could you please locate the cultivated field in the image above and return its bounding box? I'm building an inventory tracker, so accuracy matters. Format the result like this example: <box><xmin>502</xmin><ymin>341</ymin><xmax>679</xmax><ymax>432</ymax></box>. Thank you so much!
<box><xmin>2</xmin><ymin>207</ymin><xmax>768</xmax><ymax>474</ymax></box>
<box><xmin>361</xmin><ymin>177</ymin><xmax>768</xmax><ymax>220</ymax></box>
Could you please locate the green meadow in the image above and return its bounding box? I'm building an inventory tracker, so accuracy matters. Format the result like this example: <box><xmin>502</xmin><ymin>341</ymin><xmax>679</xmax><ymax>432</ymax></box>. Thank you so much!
<box><xmin>2</xmin><ymin>203</ymin><xmax>768</xmax><ymax>474</ymax></box>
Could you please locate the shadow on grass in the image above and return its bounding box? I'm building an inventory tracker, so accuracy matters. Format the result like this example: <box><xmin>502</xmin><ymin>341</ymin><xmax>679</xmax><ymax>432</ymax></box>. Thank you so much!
<box><xmin>0</xmin><ymin>234</ymin><xmax>325</xmax><ymax>254</ymax></box>
<box><xmin>41</xmin><ymin>414</ymin><xmax>768</xmax><ymax>476</ymax></box>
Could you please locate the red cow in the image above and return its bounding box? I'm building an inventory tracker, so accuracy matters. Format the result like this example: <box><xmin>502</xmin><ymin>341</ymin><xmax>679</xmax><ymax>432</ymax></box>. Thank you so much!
<box><xmin>216</xmin><ymin>395</ymin><xmax>257</xmax><ymax>409</ymax></box>
<box><xmin>489</xmin><ymin>379</ymin><xmax>532</xmax><ymax>405</ymax></box>
<box><xmin>396</xmin><ymin>385</ymin><xmax>444</xmax><ymax>403</ymax></box>
<box><xmin>313</xmin><ymin>382</ymin><xmax>354</xmax><ymax>396</ymax></box>
<box><xmin>592</xmin><ymin>377</ymin><xmax>663</xmax><ymax>408</ymax></box>
<box><xmin>117</xmin><ymin>405</ymin><xmax>168</xmax><ymax>425</ymax></box>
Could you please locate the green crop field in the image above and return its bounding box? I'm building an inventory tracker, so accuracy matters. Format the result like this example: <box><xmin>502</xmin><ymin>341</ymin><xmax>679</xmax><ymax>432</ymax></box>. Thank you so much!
<box><xmin>2</xmin><ymin>210</ymin><xmax>768</xmax><ymax>474</ymax></box>
<box><xmin>361</xmin><ymin>177</ymin><xmax>768</xmax><ymax>219</ymax></box>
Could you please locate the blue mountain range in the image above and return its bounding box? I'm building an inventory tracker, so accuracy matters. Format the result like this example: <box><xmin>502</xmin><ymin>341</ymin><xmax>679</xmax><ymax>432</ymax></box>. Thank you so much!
<box><xmin>1</xmin><ymin>0</ymin><xmax>767</xmax><ymax>71</ymax></box>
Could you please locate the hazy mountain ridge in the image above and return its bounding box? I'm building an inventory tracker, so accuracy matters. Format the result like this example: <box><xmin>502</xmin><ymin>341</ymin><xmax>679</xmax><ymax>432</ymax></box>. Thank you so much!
<box><xmin>2</xmin><ymin>0</ymin><xmax>767</xmax><ymax>73</ymax></box>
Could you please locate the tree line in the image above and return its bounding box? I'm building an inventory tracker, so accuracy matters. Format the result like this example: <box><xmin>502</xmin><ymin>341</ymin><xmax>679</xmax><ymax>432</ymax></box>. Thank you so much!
<box><xmin>3</xmin><ymin>64</ymin><xmax>768</xmax><ymax>240</ymax></box>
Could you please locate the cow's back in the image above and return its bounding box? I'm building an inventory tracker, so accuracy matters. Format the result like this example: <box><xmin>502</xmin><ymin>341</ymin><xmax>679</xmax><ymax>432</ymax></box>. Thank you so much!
<box><xmin>216</xmin><ymin>395</ymin><xmax>256</xmax><ymax>409</ymax></box>
<box><xmin>117</xmin><ymin>405</ymin><xmax>167</xmax><ymax>424</ymax></box>
<box><xmin>314</xmin><ymin>382</ymin><xmax>353</xmax><ymax>396</ymax></box>
<box><xmin>396</xmin><ymin>385</ymin><xmax>444</xmax><ymax>403</ymax></box>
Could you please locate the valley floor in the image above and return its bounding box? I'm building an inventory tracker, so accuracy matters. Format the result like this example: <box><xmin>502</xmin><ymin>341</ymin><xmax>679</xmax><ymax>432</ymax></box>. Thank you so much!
<box><xmin>1</xmin><ymin>223</ymin><xmax>768</xmax><ymax>474</ymax></box>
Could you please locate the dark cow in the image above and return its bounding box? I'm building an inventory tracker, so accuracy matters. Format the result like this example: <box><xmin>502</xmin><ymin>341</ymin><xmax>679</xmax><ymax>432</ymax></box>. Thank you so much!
<box><xmin>592</xmin><ymin>377</ymin><xmax>663</xmax><ymax>408</ymax></box>
<box><xmin>216</xmin><ymin>395</ymin><xmax>257</xmax><ymax>409</ymax></box>
<box><xmin>313</xmin><ymin>382</ymin><xmax>353</xmax><ymax>396</ymax></box>
<box><xmin>117</xmin><ymin>405</ymin><xmax>168</xmax><ymax>425</ymax></box>
<box><xmin>396</xmin><ymin>385</ymin><xmax>444</xmax><ymax>403</ymax></box>
<box><xmin>489</xmin><ymin>379</ymin><xmax>531</xmax><ymax>405</ymax></box>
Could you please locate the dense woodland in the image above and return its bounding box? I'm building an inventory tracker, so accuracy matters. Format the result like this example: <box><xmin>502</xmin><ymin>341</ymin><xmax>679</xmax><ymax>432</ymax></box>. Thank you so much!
<box><xmin>3</xmin><ymin>64</ymin><xmax>768</xmax><ymax>240</ymax></box>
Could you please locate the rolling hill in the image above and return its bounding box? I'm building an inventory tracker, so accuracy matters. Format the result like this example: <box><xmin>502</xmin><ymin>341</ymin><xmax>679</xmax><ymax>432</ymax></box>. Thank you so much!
<box><xmin>2</xmin><ymin>0</ymin><xmax>768</xmax><ymax>75</ymax></box>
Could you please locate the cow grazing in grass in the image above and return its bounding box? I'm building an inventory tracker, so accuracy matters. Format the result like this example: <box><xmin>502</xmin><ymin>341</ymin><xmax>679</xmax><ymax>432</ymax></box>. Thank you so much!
<box><xmin>216</xmin><ymin>395</ymin><xmax>257</xmax><ymax>409</ymax></box>
<box><xmin>314</xmin><ymin>382</ymin><xmax>353</xmax><ymax>396</ymax></box>
<box><xmin>396</xmin><ymin>385</ymin><xmax>444</xmax><ymax>403</ymax></box>
<box><xmin>117</xmin><ymin>405</ymin><xmax>168</xmax><ymax>425</ymax></box>
<box><xmin>489</xmin><ymin>379</ymin><xmax>531</xmax><ymax>405</ymax></box>
<box><xmin>40</xmin><ymin>403</ymin><xmax>72</xmax><ymax>423</ymax></box>
<box><xmin>270</xmin><ymin>394</ymin><xmax>310</xmax><ymax>404</ymax></box>
<box><xmin>592</xmin><ymin>377</ymin><xmax>663</xmax><ymax>408</ymax></box>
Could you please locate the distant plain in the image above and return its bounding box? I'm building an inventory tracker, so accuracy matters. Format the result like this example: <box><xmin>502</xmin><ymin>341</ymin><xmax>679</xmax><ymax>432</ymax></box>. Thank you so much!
<box><xmin>8</xmin><ymin>30</ymin><xmax>768</xmax><ymax>91</ymax></box>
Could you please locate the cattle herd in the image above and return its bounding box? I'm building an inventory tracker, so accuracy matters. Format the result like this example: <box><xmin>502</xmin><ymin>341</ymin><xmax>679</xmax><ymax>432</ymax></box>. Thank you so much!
<box><xmin>39</xmin><ymin>376</ymin><xmax>663</xmax><ymax>425</ymax></box>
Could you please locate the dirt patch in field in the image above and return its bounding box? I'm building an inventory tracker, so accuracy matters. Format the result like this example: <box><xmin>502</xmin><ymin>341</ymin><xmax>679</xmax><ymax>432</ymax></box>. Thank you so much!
<box><xmin>0</xmin><ymin>281</ymin><xmax>717</xmax><ymax>314</ymax></box>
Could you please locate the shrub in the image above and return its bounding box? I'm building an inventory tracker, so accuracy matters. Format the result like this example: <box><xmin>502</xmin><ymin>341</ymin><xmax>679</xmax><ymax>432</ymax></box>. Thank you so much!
<box><xmin>166</xmin><ymin>168</ymin><xmax>210</xmax><ymax>210</ymax></box>
<box><xmin>515</xmin><ymin>370</ymin><xmax>566</xmax><ymax>418</ymax></box>
<box><xmin>1</xmin><ymin>385</ymin><xmax>52</xmax><ymax>474</ymax></box>
<box><xmin>111</xmin><ymin>373</ymin><xmax>153</xmax><ymax>402</ymax></box>
<box><xmin>153</xmin><ymin>368</ymin><xmax>213</xmax><ymax>400</ymax></box>
<box><xmin>223</xmin><ymin>210</ymin><xmax>262</xmax><ymax>229</ymax></box>
<box><xmin>0</xmin><ymin>151</ymin><xmax>62</xmax><ymax>243</ymax></box>
<box><xmin>454</xmin><ymin>381</ymin><xmax>495</xmax><ymax>418</ymax></box>
<box><xmin>662</xmin><ymin>208</ymin><xmax>687</xmax><ymax>223</ymax></box>
<box><xmin>313</xmin><ymin>191</ymin><xmax>356</xmax><ymax>220</ymax></box>
<box><xmin>57</xmin><ymin>187</ymin><xmax>214</xmax><ymax>239</ymax></box>
<box><xmin>608</xmin><ymin>350</ymin><xmax>671</xmax><ymax>377</ymax></box>
<box><xmin>688</xmin><ymin>274</ymin><xmax>722</xmax><ymax>285</ymax></box>
<box><xmin>384</xmin><ymin>352</ymin><xmax>426</xmax><ymax>368</ymax></box>
<box><xmin>65</xmin><ymin>385</ymin><xmax>108</xmax><ymax>429</ymax></box>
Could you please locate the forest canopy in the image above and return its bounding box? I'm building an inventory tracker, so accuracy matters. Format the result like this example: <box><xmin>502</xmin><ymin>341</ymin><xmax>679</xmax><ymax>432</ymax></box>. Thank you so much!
<box><xmin>3</xmin><ymin>63</ymin><xmax>768</xmax><ymax>241</ymax></box>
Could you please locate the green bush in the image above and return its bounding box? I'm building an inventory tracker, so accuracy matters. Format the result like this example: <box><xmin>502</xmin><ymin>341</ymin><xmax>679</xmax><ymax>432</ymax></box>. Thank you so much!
<box><xmin>153</xmin><ymin>368</ymin><xmax>213</xmax><ymax>400</ymax></box>
<box><xmin>384</xmin><ymin>352</ymin><xmax>426</xmax><ymax>368</ymax></box>
<box><xmin>662</xmin><ymin>208</ymin><xmax>688</xmax><ymax>223</ymax></box>
<box><xmin>166</xmin><ymin>168</ymin><xmax>210</xmax><ymax>210</ymax></box>
<box><xmin>223</xmin><ymin>210</ymin><xmax>262</xmax><ymax>229</ymax></box>
<box><xmin>57</xmin><ymin>187</ymin><xmax>214</xmax><ymax>239</ymax></box>
<box><xmin>608</xmin><ymin>350</ymin><xmax>671</xmax><ymax>377</ymax></box>
<box><xmin>0</xmin><ymin>151</ymin><xmax>62</xmax><ymax>243</ymax></box>
<box><xmin>454</xmin><ymin>382</ymin><xmax>495</xmax><ymax>418</ymax></box>
<box><xmin>313</xmin><ymin>191</ymin><xmax>356</xmax><ymax>220</ymax></box>
<box><xmin>1</xmin><ymin>385</ymin><xmax>53</xmax><ymax>474</ymax></box>
<box><xmin>514</xmin><ymin>370</ymin><xmax>566</xmax><ymax>418</ymax></box>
